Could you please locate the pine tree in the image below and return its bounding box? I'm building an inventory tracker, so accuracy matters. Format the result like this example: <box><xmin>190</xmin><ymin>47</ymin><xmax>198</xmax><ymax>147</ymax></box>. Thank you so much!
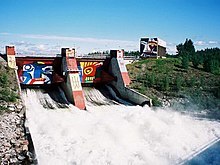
<box><xmin>182</xmin><ymin>53</ymin><xmax>189</xmax><ymax>69</ymax></box>
<box><xmin>177</xmin><ymin>39</ymin><xmax>196</xmax><ymax>69</ymax></box>
<box><xmin>192</xmin><ymin>52</ymin><xmax>200</xmax><ymax>68</ymax></box>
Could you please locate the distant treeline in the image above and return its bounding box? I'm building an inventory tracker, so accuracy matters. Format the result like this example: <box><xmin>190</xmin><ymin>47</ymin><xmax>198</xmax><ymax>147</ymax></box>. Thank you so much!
<box><xmin>176</xmin><ymin>39</ymin><xmax>220</xmax><ymax>75</ymax></box>
<box><xmin>88</xmin><ymin>51</ymin><xmax>109</xmax><ymax>55</ymax></box>
<box><xmin>88</xmin><ymin>50</ymin><xmax>139</xmax><ymax>57</ymax></box>
<box><xmin>124</xmin><ymin>51</ymin><xmax>139</xmax><ymax>57</ymax></box>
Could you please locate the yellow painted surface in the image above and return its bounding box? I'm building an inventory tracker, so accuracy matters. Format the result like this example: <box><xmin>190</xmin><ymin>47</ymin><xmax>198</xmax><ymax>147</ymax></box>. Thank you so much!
<box><xmin>7</xmin><ymin>55</ymin><xmax>16</xmax><ymax>69</ymax></box>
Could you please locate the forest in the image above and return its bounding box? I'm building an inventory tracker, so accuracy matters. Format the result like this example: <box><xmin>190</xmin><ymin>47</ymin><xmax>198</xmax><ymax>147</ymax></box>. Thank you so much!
<box><xmin>176</xmin><ymin>39</ymin><xmax>220</xmax><ymax>75</ymax></box>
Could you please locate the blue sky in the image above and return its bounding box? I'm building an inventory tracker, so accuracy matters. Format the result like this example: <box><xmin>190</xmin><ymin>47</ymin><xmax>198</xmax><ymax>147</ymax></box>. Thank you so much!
<box><xmin>0</xmin><ymin>0</ymin><xmax>220</xmax><ymax>54</ymax></box>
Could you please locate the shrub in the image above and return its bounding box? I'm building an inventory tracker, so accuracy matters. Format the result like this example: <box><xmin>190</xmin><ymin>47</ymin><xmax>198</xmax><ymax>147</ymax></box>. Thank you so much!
<box><xmin>136</xmin><ymin>73</ymin><xmax>143</xmax><ymax>81</ymax></box>
<box><xmin>187</xmin><ymin>77</ymin><xmax>196</xmax><ymax>87</ymax></box>
<box><xmin>214</xmin><ymin>87</ymin><xmax>220</xmax><ymax>99</ymax></box>
<box><xmin>151</xmin><ymin>96</ymin><xmax>162</xmax><ymax>107</ymax></box>
<box><xmin>181</xmin><ymin>54</ymin><xmax>189</xmax><ymax>69</ymax></box>
<box><xmin>139</xmin><ymin>85</ymin><xmax>147</xmax><ymax>95</ymax></box>
<box><xmin>210</xmin><ymin>60</ymin><xmax>220</xmax><ymax>74</ymax></box>
<box><xmin>0</xmin><ymin>88</ymin><xmax>18</xmax><ymax>102</ymax></box>
<box><xmin>161</xmin><ymin>76</ymin><xmax>170</xmax><ymax>91</ymax></box>
<box><xmin>0</xmin><ymin>73</ymin><xmax>8</xmax><ymax>87</ymax></box>
<box><xmin>192</xmin><ymin>53</ymin><xmax>200</xmax><ymax>68</ymax></box>
<box><xmin>146</xmin><ymin>72</ymin><xmax>156</xmax><ymax>87</ymax></box>
<box><xmin>0</xmin><ymin>105</ymin><xmax>7</xmax><ymax>111</ymax></box>
<box><xmin>199</xmin><ymin>76</ymin><xmax>204</xmax><ymax>87</ymax></box>
<box><xmin>203</xmin><ymin>59</ymin><xmax>220</xmax><ymax>74</ymax></box>
<box><xmin>174</xmin><ymin>76</ymin><xmax>183</xmax><ymax>91</ymax></box>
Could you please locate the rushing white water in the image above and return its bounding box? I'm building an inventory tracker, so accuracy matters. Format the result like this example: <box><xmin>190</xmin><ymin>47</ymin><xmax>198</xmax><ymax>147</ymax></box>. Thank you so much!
<box><xmin>22</xmin><ymin>88</ymin><xmax>220</xmax><ymax>165</ymax></box>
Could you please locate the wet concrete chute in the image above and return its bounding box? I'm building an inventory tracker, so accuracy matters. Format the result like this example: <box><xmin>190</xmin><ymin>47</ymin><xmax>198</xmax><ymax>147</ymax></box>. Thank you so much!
<box><xmin>4</xmin><ymin>46</ymin><xmax>220</xmax><ymax>164</ymax></box>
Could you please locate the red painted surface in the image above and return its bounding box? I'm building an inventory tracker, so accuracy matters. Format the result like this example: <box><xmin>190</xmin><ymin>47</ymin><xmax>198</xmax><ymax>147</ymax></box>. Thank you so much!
<box><xmin>6</xmin><ymin>46</ymin><xmax>16</xmax><ymax>68</ymax></box>
<box><xmin>62</xmin><ymin>48</ymin><xmax>86</xmax><ymax>110</ymax></box>
<box><xmin>6</xmin><ymin>46</ymin><xmax>15</xmax><ymax>55</ymax></box>
<box><xmin>121</xmin><ymin>72</ymin><xmax>131</xmax><ymax>86</ymax></box>
<box><xmin>77</xmin><ymin>58</ymin><xmax>115</xmax><ymax>84</ymax></box>
<box><xmin>67</xmin><ymin>57</ymin><xmax>78</xmax><ymax>71</ymax></box>
<box><xmin>72</xmin><ymin>91</ymin><xmax>86</xmax><ymax>110</ymax></box>
<box><xmin>77</xmin><ymin>61</ymin><xmax>103</xmax><ymax>83</ymax></box>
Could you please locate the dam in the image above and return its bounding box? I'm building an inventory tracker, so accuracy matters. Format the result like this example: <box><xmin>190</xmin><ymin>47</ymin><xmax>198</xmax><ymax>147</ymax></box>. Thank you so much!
<box><xmin>6</xmin><ymin>46</ymin><xmax>151</xmax><ymax>110</ymax></box>
<box><xmin>4</xmin><ymin>46</ymin><xmax>220</xmax><ymax>165</ymax></box>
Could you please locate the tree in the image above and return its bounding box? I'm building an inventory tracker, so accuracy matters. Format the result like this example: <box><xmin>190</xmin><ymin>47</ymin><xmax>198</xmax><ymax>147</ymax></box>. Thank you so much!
<box><xmin>176</xmin><ymin>43</ymin><xmax>184</xmax><ymax>57</ymax></box>
<box><xmin>177</xmin><ymin>39</ymin><xmax>196</xmax><ymax>69</ymax></box>
<box><xmin>199</xmin><ymin>48</ymin><xmax>220</xmax><ymax>74</ymax></box>
<box><xmin>184</xmin><ymin>39</ymin><xmax>195</xmax><ymax>61</ymax></box>
<box><xmin>192</xmin><ymin>52</ymin><xmax>201</xmax><ymax>68</ymax></box>
<box><xmin>182</xmin><ymin>53</ymin><xmax>189</xmax><ymax>69</ymax></box>
<box><xmin>176</xmin><ymin>43</ymin><xmax>189</xmax><ymax>69</ymax></box>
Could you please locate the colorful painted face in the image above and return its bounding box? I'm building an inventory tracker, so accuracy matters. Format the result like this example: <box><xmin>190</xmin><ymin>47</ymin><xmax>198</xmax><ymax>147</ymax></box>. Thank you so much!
<box><xmin>140</xmin><ymin>38</ymin><xmax>158</xmax><ymax>56</ymax></box>
<box><xmin>21</xmin><ymin>62</ymin><xmax>53</xmax><ymax>85</ymax></box>
<box><xmin>78</xmin><ymin>62</ymin><xmax>103</xmax><ymax>83</ymax></box>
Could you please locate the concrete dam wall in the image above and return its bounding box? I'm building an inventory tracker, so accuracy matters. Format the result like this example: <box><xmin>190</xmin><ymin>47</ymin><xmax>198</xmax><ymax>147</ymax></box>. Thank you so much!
<box><xmin>5</xmin><ymin>46</ymin><xmax>151</xmax><ymax>109</ymax></box>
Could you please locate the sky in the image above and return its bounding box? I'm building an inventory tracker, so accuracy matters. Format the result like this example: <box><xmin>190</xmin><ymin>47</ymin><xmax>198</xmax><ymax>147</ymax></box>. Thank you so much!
<box><xmin>0</xmin><ymin>0</ymin><xmax>220</xmax><ymax>55</ymax></box>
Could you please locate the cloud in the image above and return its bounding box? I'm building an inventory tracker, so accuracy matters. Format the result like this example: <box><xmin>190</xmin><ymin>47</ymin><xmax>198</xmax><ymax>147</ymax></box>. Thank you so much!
<box><xmin>0</xmin><ymin>32</ymin><xmax>139</xmax><ymax>54</ymax></box>
<box><xmin>167</xmin><ymin>47</ymin><xmax>177</xmax><ymax>55</ymax></box>
<box><xmin>195</xmin><ymin>40</ymin><xmax>206</xmax><ymax>46</ymax></box>
<box><xmin>3</xmin><ymin>33</ymin><xmax>218</xmax><ymax>55</ymax></box>
<box><xmin>10</xmin><ymin>41</ymin><xmax>35</xmax><ymax>46</ymax></box>
<box><xmin>0</xmin><ymin>32</ymin><xmax>11</xmax><ymax>35</ymax></box>
<box><xmin>0</xmin><ymin>33</ymin><xmax>177</xmax><ymax>55</ymax></box>
<box><xmin>8</xmin><ymin>41</ymin><xmax>61</xmax><ymax>55</ymax></box>
<box><xmin>194</xmin><ymin>40</ymin><xmax>220</xmax><ymax>51</ymax></box>
<box><xmin>166</xmin><ymin>42</ymin><xmax>177</xmax><ymax>55</ymax></box>
<box><xmin>208</xmin><ymin>41</ymin><xmax>218</xmax><ymax>44</ymax></box>
<box><xmin>1</xmin><ymin>33</ymin><xmax>136</xmax><ymax>45</ymax></box>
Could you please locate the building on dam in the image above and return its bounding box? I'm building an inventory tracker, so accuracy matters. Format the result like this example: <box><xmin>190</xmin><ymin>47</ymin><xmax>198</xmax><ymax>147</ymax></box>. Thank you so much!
<box><xmin>140</xmin><ymin>37</ymin><xmax>166</xmax><ymax>58</ymax></box>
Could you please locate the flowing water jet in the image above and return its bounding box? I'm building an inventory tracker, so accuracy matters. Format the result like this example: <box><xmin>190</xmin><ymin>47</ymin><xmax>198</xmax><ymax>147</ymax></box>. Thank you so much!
<box><xmin>22</xmin><ymin>87</ymin><xmax>220</xmax><ymax>165</ymax></box>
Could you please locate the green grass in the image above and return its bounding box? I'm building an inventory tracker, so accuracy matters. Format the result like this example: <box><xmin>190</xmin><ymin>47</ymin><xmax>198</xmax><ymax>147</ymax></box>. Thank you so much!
<box><xmin>0</xmin><ymin>61</ymin><xmax>20</xmax><ymax>114</ymax></box>
<box><xmin>127</xmin><ymin>57</ymin><xmax>220</xmax><ymax>108</ymax></box>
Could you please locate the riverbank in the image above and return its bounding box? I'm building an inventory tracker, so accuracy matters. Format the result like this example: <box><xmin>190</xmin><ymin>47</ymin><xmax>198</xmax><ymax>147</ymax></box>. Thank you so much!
<box><xmin>0</xmin><ymin>100</ymin><xmax>34</xmax><ymax>164</ymax></box>
<box><xmin>127</xmin><ymin>58</ymin><xmax>220</xmax><ymax>118</ymax></box>
<box><xmin>0</xmin><ymin>56</ymin><xmax>34</xmax><ymax>164</ymax></box>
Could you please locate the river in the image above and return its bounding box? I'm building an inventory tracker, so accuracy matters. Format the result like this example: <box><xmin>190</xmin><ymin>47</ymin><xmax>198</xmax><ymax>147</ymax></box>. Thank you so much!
<box><xmin>22</xmin><ymin>87</ymin><xmax>220</xmax><ymax>165</ymax></box>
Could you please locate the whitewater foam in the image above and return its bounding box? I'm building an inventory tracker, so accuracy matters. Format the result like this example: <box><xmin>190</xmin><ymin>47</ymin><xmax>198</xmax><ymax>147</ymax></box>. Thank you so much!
<box><xmin>22</xmin><ymin>89</ymin><xmax>220</xmax><ymax>165</ymax></box>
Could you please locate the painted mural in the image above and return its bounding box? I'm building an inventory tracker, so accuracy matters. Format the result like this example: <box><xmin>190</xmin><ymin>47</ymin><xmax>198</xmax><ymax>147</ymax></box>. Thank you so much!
<box><xmin>20</xmin><ymin>61</ymin><xmax>53</xmax><ymax>85</ymax></box>
<box><xmin>140</xmin><ymin>38</ymin><xmax>158</xmax><ymax>57</ymax></box>
<box><xmin>77</xmin><ymin>62</ymin><xmax>103</xmax><ymax>83</ymax></box>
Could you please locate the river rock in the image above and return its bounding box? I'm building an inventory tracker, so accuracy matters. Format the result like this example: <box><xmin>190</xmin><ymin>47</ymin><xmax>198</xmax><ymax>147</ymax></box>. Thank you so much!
<box><xmin>3</xmin><ymin>142</ymin><xmax>11</xmax><ymax>148</ymax></box>
<box><xmin>21</xmin><ymin>139</ymin><xmax>29</xmax><ymax>145</ymax></box>
<box><xmin>27</xmin><ymin>151</ymin><xmax>34</xmax><ymax>162</ymax></box>
<box><xmin>4</xmin><ymin>153</ymin><xmax>10</xmax><ymax>160</ymax></box>
<box><xmin>22</xmin><ymin>145</ymin><xmax>28</xmax><ymax>151</ymax></box>
<box><xmin>10</xmin><ymin>139</ymin><xmax>16</xmax><ymax>145</ymax></box>
<box><xmin>0</xmin><ymin>101</ymin><xmax>33</xmax><ymax>164</ymax></box>
<box><xmin>8</xmin><ymin>104</ymin><xmax>16</xmax><ymax>111</ymax></box>
<box><xmin>16</xmin><ymin>104</ymin><xmax>23</xmax><ymax>110</ymax></box>
<box><xmin>10</xmin><ymin>157</ymin><xmax>18</xmax><ymax>163</ymax></box>
<box><xmin>15</xmin><ymin>146</ymin><xmax>23</xmax><ymax>153</ymax></box>
<box><xmin>18</xmin><ymin>154</ymin><xmax>26</xmax><ymax>161</ymax></box>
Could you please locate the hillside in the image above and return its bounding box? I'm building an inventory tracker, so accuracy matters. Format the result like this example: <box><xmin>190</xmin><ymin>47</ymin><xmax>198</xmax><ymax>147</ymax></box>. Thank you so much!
<box><xmin>127</xmin><ymin>58</ymin><xmax>220</xmax><ymax>118</ymax></box>
<box><xmin>0</xmin><ymin>56</ymin><xmax>33</xmax><ymax>164</ymax></box>
<box><xmin>0</xmin><ymin>56</ymin><xmax>19</xmax><ymax>113</ymax></box>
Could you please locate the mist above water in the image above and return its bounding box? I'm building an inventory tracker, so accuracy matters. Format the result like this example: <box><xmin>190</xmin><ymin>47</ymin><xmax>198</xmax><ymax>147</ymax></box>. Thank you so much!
<box><xmin>22</xmin><ymin>88</ymin><xmax>220</xmax><ymax>165</ymax></box>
